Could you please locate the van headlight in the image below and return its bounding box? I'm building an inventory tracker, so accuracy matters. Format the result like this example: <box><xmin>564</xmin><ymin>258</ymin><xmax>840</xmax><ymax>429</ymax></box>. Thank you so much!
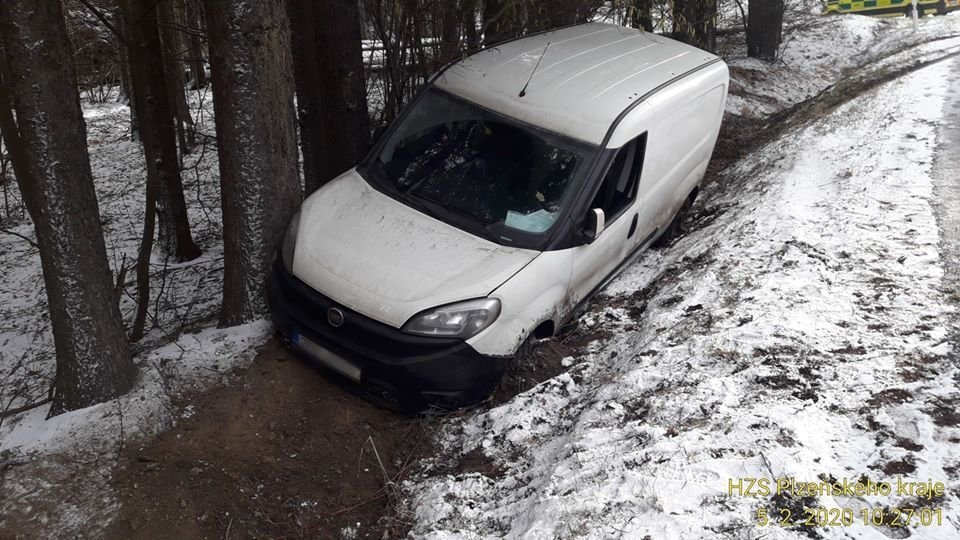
<box><xmin>281</xmin><ymin>210</ymin><xmax>301</xmax><ymax>270</ymax></box>
<box><xmin>403</xmin><ymin>298</ymin><xmax>501</xmax><ymax>339</ymax></box>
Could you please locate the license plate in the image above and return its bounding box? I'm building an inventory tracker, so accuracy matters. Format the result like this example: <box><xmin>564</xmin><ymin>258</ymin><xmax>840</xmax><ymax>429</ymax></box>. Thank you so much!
<box><xmin>292</xmin><ymin>331</ymin><xmax>362</xmax><ymax>382</ymax></box>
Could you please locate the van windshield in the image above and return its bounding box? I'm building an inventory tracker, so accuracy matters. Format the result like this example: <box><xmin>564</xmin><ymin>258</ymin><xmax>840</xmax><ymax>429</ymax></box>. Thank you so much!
<box><xmin>364</xmin><ymin>89</ymin><xmax>596</xmax><ymax>243</ymax></box>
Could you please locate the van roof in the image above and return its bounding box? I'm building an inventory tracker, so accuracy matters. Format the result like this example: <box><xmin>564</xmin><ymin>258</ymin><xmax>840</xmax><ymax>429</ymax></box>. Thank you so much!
<box><xmin>433</xmin><ymin>23</ymin><xmax>720</xmax><ymax>145</ymax></box>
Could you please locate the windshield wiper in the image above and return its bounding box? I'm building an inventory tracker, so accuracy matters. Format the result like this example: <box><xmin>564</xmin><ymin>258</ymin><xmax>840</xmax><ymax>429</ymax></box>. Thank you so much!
<box><xmin>397</xmin><ymin>191</ymin><xmax>443</xmax><ymax>221</ymax></box>
<box><xmin>360</xmin><ymin>161</ymin><xmax>442</xmax><ymax>221</ymax></box>
<box><xmin>417</xmin><ymin>195</ymin><xmax>502</xmax><ymax>244</ymax></box>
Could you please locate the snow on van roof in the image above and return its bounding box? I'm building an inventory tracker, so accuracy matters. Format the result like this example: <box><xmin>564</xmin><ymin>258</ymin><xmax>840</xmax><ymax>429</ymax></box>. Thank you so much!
<box><xmin>433</xmin><ymin>23</ymin><xmax>720</xmax><ymax>145</ymax></box>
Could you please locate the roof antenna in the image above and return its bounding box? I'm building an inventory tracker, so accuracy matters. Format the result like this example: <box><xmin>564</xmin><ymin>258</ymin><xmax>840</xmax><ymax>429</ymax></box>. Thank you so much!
<box><xmin>519</xmin><ymin>41</ymin><xmax>550</xmax><ymax>98</ymax></box>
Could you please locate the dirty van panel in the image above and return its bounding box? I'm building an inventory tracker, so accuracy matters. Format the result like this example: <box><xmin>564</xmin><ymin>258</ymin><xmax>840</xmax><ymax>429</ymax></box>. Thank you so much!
<box><xmin>643</xmin><ymin>82</ymin><xmax>727</xmax><ymax>228</ymax></box>
<box><xmin>469</xmin><ymin>250</ymin><xmax>573</xmax><ymax>357</ymax></box>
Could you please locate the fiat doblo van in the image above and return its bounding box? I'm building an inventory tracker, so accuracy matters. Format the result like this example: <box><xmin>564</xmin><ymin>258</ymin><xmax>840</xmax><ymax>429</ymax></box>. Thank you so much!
<box><xmin>269</xmin><ymin>23</ymin><xmax>729</xmax><ymax>411</ymax></box>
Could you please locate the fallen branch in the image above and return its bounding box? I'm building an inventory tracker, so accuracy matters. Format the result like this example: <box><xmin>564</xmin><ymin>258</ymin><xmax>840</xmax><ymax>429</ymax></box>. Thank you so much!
<box><xmin>0</xmin><ymin>397</ymin><xmax>51</xmax><ymax>419</ymax></box>
<box><xmin>0</xmin><ymin>227</ymin><xmax>38</xmax><ymax>249</ymax></box>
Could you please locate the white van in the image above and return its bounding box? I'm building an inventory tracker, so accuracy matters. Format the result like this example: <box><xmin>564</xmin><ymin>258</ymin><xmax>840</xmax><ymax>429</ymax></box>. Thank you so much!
<box><xmin>269</xmin><ymin>23</ymin><xmax>728</xmax><ymax>411</ymax></box>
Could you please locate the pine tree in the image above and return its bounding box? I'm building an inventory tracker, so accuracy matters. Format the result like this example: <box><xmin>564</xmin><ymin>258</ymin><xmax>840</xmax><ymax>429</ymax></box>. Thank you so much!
<box><xmin>120</xmin><ymin>0</ymin><xmax>201</xmax><ymax>263</ymax></box>
<box><xmin>288</xmin><ymin>0</ymin><xmax>370</xmax><ymax>193</ymax></box>
<box><xmin>0</xmin><ymin>0</ymin><xmax>135</xmax><ymax>414</ymax></box>
<box><xmin>672</xmin><ymin>0</ymin><xmax>717</xmax><ymax>52</ymax></box>
<box><xmin>747</xmin><ymin>0</ymin><xmax>784</xmax><ymax>61</ymax></box>
<box><xmin>205</xmin><ymin>0</ymin><xmax>301</xmax><ymax>325</ymax></box>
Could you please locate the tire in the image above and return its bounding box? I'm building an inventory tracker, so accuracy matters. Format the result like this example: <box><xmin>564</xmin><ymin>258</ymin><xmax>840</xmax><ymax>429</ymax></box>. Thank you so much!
<box><xmin>653</xmin><ymin>193</ymin><xmax>695</xmax><ymax>248</ymax></box>
<box><xmin>937</xmin><ymin>1</ymin><xmax>948</xmax><ymax>15</ymax></box>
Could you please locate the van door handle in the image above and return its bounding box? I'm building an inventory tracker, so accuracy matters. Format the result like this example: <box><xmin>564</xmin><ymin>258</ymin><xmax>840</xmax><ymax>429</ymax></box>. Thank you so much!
<box><xmin>627</xmin><ymin>213</ymin><xmax>638</xmax><ymax>239</ymax></box>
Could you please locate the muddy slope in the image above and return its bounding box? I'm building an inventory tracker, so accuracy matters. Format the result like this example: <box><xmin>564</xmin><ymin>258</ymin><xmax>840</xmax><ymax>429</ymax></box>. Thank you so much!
<box><xmin>105</xmin><ymin>340</ymin><xmax>428</xmax><ymax>539</ymax></box>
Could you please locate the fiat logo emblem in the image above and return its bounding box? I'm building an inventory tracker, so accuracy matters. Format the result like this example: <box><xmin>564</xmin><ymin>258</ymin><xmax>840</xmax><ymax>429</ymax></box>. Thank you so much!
<box><xmin>327</xmin><ymin>307</ymin><xmax>345</xmax><ymax>328</ymax></box>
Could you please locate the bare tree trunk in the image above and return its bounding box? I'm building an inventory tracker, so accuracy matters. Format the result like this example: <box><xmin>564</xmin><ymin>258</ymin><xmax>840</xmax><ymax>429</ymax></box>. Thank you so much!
<box><xmin>127</xmin><ymin>78</ymin><xmax>139</xmax><ymax>142</ymax></box>
<box><xmin>438</xmin><ymin>0</ymin><xmax>461</xmax><ymax>66</ymax></box>
<box><xmin>530</xmin><ymin>0</ymin><xmax>582</xmax><ymax>31</ymax></box>
<box><xmin>483</xmin><ymin>0</ymin><xmax>521</xmax><ymax>45</ymax></box>
<box><xmin>0</xmin><ymin>0</ymin><xmax>135</xmax><ymax>414</ymax></box>
<box><xmin>116</xmin><ymin>13</ymin><xmax>139</xmax><ymax>140</ymax></box>
<box><xmin>407</xmin><ymin>0</ymin><xmax>429</xmax><ymax>97</ymax></box>
<box><xmin>118</xmin><ymin>38</ymin><xmax>131</xmax><ymax>102</ymax></box>
<box><xmin>159</xmin><ymin>0</ymin><xmax>196</xmax><ymax>155</ymax></box>
<box><xmin>287</xmin><ymin>0</ymin><xmax>321</xmax><ymax>193</ymax></box>
<box><xmin>205</xmin><ymin>0</ymin><xmax>301</xmax><ymax>326</ymax></box>
<box><xmin>289</xmin><ymin>0</ymin><xmax>369</xmax><ymax>194</ymax></box>
<box><xmin>129</xmin><ymin>142</ymin><xmax>158</xmax><ymax>342</ymax></box>
<box><xmin>462</xmin><ymin>0</ymin><xmax>480</xmax><ymax>50</ymax></box>
<box><xmin>182</xmin><ymin>0</ymin><xmax>207</xmax><ymax>89</ymax></box>
<box><xmin>672</xmin><ymin>0</ymin><xmax>717</xmax><ymax>52</ymax></box>
<box><xmin>747</xmin><ymin>0</ymin><xmax>783</xmax><ymax>61</ymax></box>
<box><xmin>120</xmin><ymin>0</ymin><xmax>201</xmax><ymax>263</ymax></box>
<box><xmin>632</xmin><ymin>0</ymin><xmax>654</xmax><ymax>31</ymax></box>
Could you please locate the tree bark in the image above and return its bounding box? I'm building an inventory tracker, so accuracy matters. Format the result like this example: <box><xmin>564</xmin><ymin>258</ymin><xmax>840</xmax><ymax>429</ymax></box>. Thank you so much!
<box><xmin>672</xmin><ymin>0</ymin><xmax>717</xmax><ymax>52</ymax></box>
<box><xmin>438</xmin><ymin>0</ymin><xmax>461</xmax><ymax>67</ymax></box>
<box><xmin>0</xmin><ymin>0</ymin><xmax>135</xmax><ymax>414</ymax></box>
<box><xmin>747</xmin><ymin>0</ymin><xmax>784</xmax><ymax>61</ymax></box>
<box><xmin>115</xmin><ymin>12</ymin><xmax>139</xmax><ymax>140</ymax></box>
<box><xmin>120</xmin><ymin>0</ymin><xmax>201</xmax><ymax>262</ymax></box>
<box><xmin>158</xmin><ymin>0</ymin><xmax>196</xmax><ymax>154</ymax></box>
<box><xmin>483</xmin><ymin>0</ymin><xmax>522</xmax><ymax>46</ymax></box>
<box><xmin>205</xmin><ymin>0</ymin><xmax>301</xmax><ymax>326</ymax></box>
<box><xmin>530</xmin><ymin>0</ymin><xmax>583</xmax><ymax>31</ymax></box>
<box><xmin>462</xmin><ymin>0</ymin><xmax>480</xmax><ymax>50</ymax></box>
<box><xmin>287</xmin><ymin>0</ymin><xmax>321</xmax><ymax>193</ymax></box>
<box><xmin>182</xmin><ymin>0</ymin><xmax>207</xmax><ymax>89</ymax></box>
<box><xmin>288</xmin><ymin>0</ymin><xmax>369</xmax><ymax>194</ymax></box>
<box><xmin>118</xmin><ymin>36</ymin><xmax>131</xmax><ymax>102</ymax></box>
<box><xmin>632</xmin><ymin>0</ymin><xmax>654</xmax><ymax>31</ymax></box>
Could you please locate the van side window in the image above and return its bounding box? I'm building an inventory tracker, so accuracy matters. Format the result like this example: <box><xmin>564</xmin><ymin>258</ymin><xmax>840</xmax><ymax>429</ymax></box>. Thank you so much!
<box><xmin>589</xmin><ymin>133</ymin><xmax>647</xmax><ymax>222</ymax></box>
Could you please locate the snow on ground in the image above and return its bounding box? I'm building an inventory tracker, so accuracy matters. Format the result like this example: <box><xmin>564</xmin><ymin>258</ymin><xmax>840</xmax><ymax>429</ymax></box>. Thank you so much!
<box><xmin>723</xmin><ymin>11</ymin><xmax>960</xmax><ymax>117</ymax></box>
<box><xmin>1</xmin><ymin>7</ymin><xmax>958</xmax><ymax>538</ymax></box>
<box><xmin>0</xmin><ymin>85</ymin><xmax>276</xmax><ymax>415</ymax></box>
<box><xmin>407</xmin><ymin>25</ymin><xmax>959</xmax><ymax>540</ymax></box>
<box><xmin>0</xmin><ymin>89</ymin><xmax>273</xmax><ymax>533</ymax></box>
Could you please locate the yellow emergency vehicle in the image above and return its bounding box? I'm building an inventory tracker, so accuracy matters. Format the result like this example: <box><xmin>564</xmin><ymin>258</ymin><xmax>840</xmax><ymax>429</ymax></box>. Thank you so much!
<box><xmin>824</xmin><ymin>0</ymin><xmax>959</xmax><ymax>17</ymax></box>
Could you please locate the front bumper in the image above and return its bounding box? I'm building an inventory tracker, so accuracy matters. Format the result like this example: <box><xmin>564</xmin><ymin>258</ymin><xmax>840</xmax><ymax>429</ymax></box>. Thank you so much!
<box><xmin>268</xmin><ymin>259</ymin><xmax>507</xmax><ymax>412</ymax></box>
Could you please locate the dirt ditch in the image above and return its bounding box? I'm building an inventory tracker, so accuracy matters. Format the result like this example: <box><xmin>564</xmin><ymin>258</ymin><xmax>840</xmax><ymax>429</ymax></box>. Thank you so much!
<box><xmin>106</xmin><ymin>339</ymin><xmax>426</xmax><ymax>539</ymax></box>
<box><xmin>104</xmin><ymin>333</ymin><xmax>571</xmax><ymax>539</ymax></box>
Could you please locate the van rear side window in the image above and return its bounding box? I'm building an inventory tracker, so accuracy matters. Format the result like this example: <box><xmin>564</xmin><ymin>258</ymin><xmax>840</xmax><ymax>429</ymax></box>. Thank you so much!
<box><xmin>590</xmin><ymin>133</ymin><xmax>647</xmax><ymax>221</ymax></box>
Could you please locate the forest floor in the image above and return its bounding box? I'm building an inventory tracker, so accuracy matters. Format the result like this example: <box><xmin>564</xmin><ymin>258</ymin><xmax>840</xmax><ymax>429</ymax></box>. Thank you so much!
<box><xmin>2</xmin><ymin>8</ymin><xmax>960</xmax><ymax>540</ymax></box>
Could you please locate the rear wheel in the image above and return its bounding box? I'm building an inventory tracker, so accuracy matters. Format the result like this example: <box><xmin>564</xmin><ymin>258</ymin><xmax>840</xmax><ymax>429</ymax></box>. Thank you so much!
<box><xmin>653</xmin><ymin>192</ymin><xmax>696</xmax><ymax>248</ymax></box>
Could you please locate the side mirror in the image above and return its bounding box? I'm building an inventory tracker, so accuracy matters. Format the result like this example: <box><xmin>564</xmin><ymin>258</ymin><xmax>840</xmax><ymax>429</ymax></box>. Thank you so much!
<box><xmin>583</xmin><ymin>208</ymin><xmax>605</xmax><ymax>243</ymax></box>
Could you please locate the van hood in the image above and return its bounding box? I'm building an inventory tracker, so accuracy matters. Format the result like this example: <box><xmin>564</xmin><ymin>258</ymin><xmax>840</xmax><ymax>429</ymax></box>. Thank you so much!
<box><xmin>290</xmin><ymin>170</ymin><xmax>539</xmax><ymax>328</ymax></box>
